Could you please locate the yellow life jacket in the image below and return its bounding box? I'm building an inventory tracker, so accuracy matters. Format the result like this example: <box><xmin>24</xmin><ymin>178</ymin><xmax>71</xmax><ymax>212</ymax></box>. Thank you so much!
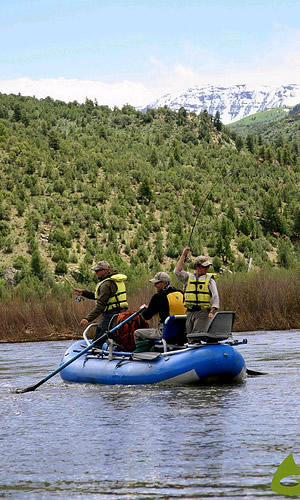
<box><xmin>166</xmin><ymin>291</ymin><xmax>187</xmax><ymax>315</ymax></box>
<box><xmin>157</xmin><ymin>290</ymin><xmax>187</xmax><ymax>321</ymax></box>
<box><xmin>184</xmin><ymin>275</ymin><xmax>211</xmax><ymax>310</ymax></box>
<box><xmin>207</xmin><ymin>272</ymin><xmax>217</xmax><ymax>280</ymax></box>
<box><xmin>95</xmin><ymin>273</ymin><xmax>128</xmax><ymax>311</ymax></box>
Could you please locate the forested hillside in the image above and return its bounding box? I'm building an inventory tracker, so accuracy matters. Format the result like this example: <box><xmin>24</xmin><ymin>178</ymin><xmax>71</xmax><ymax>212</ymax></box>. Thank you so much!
<box><xmin>0</xmin><ymin>93</ymin><xmax>299</xmax><ymax>297</ymax></box>
<box><xmin>227</xmin><ymin>108</ymin><xmax>288</xmax><ymax>137</ymax></box>
<box><xmin>228</xmin><ymin>103</ymin><xmax>300</xmax><ymax>142</ymax></box>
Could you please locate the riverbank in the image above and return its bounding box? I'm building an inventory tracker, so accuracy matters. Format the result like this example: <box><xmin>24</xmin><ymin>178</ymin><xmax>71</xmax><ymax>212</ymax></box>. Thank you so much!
<box><xmin>0</xmin><ymin>269</ymin><xmax>299</xmax><ymax>342</ymax></box>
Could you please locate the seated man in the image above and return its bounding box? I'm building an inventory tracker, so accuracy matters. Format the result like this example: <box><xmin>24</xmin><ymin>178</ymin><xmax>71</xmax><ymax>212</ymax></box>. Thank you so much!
<box><xmin>134</xmin><ymin>272</ymin><xmax>186</xmax><ymax>347</ymax></box>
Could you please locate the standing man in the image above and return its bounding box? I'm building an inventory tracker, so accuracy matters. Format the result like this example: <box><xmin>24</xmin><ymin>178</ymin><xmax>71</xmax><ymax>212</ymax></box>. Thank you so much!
<box><xmin>74</xmin><ymin>261</ymin><xmax>128</xmax><ymax>343</ymax></box>
<box><xmin>134</xmin><ymin>271</ymin><xmax>186</xmax><ymax>344</ymax></box>
<box><xmin>174</xmin><ymin>246</ymin><xmax>219</xmax><ymax>334</ymax></box>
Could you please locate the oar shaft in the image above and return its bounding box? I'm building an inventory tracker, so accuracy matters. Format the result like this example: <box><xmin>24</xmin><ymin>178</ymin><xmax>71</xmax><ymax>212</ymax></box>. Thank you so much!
<box><xmin>16</xmin><ymin>308</ymin><xmax>145</xmax><ymax>393</ymax></box>
<box><xmin>57</xmin><ymin>310</ymin><xmax>143</xmax><ymax>377</ymax></box>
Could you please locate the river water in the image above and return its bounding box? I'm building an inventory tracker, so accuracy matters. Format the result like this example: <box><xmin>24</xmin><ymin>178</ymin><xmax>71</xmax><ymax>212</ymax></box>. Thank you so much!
<box><xmin>0</xmin><ymin>330</ymin><xmax>299</xmax><ymax>499</ymax></box>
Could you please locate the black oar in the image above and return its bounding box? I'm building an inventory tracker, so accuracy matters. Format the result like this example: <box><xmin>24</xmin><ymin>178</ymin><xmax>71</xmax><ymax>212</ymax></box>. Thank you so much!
<box><xmin>16</xmin><ymin>309</ymin><xmax>144</xmax><ymax>393</ymax></box>
<box><xmin>246</xmin><ymin>368</ymin><xmax>267</xmax><ymax>376</ymax></box>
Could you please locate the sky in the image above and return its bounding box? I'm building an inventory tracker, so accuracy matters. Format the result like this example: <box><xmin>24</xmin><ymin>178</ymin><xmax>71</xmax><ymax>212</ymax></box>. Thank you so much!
<box><xmin>0</xmin><ymin>0</ymin><xmax>299</xmax><ymax>108</ymax></box>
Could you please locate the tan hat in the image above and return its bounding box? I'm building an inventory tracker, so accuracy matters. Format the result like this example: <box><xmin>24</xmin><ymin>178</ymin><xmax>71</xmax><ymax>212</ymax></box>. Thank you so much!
<box><xmin>149</xmin><ymin>272</ymin><xmax>171</xmax><ymax>284</ymax></box>
<box><xmin>194</xmin><ymin>256</ymin><xmax>212</xmax><ymax>267</ymax></box>
<box><xmin>91</xmin><ymin>260</ymin><xmax>110</xmax><ymax>272</ymax></box>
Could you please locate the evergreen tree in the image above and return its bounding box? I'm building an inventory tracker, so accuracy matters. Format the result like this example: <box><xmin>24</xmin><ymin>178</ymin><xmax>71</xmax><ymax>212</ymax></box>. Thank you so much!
<box><xmin>48</xmin><ymin>129</ymin><xmax>60</xmax><ymax>150</ymax></box>
<box><xmin>138</xmin><ymin>179</ymin><xmax>153</xmax><ymax>204</ymax></box>
<box><xmin>246</xmin><ymin>134</ymin><xmax>255</xmax><ymax>154</ymax></box>
<box><xmin>213</xmin><ymin>111</ymin><xmax>222</xmax><ymax>131</ymax></box>
<box><xmin>150</xmin><ymin>148</ymin><xmax>158</xmax><ymax>167</ymax></box>
<box><xmin>31</xmin><ymin>250</ymin><xmax>42</xmax><ymax>278</ymax></box>
<box><xmin>235</xmin><ymin>135</ymin><xmax>243</xmax><ymax>152</ymax></box>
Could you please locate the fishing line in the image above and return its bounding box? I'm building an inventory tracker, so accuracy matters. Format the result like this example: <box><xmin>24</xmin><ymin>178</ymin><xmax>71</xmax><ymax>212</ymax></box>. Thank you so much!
<box><xmin>187</xmin><ymin>164</ymin><xmax>245</xmax><ymax>248</ymax></box>
<box><xmin>64</xmin><ymin>276</ymin><xmax>84</xmax><ymax>302</ymax></box>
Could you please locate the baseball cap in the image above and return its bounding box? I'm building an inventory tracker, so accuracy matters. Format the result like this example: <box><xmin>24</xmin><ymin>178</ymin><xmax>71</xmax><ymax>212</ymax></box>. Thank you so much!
<box><xmin>194</xmin><ymin>256</ymin><xmax>212</xmax><ymax>267</ymax></box>
<box><xmin>149</xmin><ymin>272</ymin><xmax>171</xmax><ymax>283</ymax></box>
<box><xmin>91</xmin><ymin>260</ymin><xmax>110</xmax><ymax>272</ymax></box>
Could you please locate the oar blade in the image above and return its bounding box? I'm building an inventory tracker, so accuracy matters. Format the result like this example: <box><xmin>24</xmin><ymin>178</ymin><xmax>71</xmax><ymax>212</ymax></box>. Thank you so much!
<box><xmin>15</xmin><ymin>383</ymin><xmax>39</xmax><ymax>394</ymax></box>
<box><xmin>246</xmin><ymin>368</ymin><xmax>267</xmax><ymax>376</ymax></box>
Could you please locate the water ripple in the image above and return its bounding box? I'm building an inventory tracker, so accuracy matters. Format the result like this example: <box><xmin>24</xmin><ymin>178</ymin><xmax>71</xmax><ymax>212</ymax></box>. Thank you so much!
<box><xmin>0</xmin><ymin>331</ymin><xmax>299</xmax><ymax>498</ymax></box>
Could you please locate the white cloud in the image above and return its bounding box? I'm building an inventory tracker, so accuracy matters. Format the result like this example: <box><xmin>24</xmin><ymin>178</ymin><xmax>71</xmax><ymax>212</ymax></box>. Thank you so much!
<box><xmin>1</xmin><ymin>26</ymin><xmax>299</xmax><ymax>108</ymax></box>
<box><xmin>0</xmin><ymin>77</ymin><xmax>155</xmax><ymax>108</ymax></box>
<box><xmin>147</xmin><ymin>25</ymin><xmax>300</xmax><ymax>92</ymax></box>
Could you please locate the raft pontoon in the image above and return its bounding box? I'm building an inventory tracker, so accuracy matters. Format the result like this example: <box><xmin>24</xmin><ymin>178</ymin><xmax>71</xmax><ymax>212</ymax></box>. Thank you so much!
<box><xmin>60</xmin><ymin>312</ymin><xmax>247</xmax><ymax>386</ymax></box>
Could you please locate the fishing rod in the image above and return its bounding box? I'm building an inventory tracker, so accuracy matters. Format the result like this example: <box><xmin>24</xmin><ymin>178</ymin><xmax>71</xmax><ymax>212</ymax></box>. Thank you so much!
<box><xmin>187</xmin><ymin>164</ymin><xmax>245</xmax><ymax>249</ymax></box>
<box><xmin>64</xmin><ymin>277</ymin><xmax>75</xmax><ymax>289</ymax></box>
<box><xmin>64</xmin><ymin>277</ymin><xmax>84</xmax><ymax>302</ymax></box>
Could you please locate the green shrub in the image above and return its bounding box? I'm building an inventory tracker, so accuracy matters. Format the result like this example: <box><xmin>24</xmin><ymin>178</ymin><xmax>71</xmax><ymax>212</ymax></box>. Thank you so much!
<box><xmin>55</xmin><ymin>260</ymin><xmax>68</xmax><ymax>275</ymax></box>
<box><xmin>212</xmin><ymin>256</ymin><xmax>222</xmax><ymax>272</ymax></box>
<box><xmin>232</xmin><ymin>257</ymin><xmax>248</xmax><ymax>272</ymax></box>
<box><xmin>0</xmin><ymin>278</ymin><xmax>9</xmax><ymax>299</ymax></box>
<box><xmin>277</xmin><ymin>240</ymin><xmax>294</xmax><ymax>269</ymax></box>
<box><xmin>13</xmin><ymin>256</ymin><xmax>28</xmax><ymax>270</ymax></box>
<box><xmin>237</xmin><ymin>235</ymin><xmax>254</xmax><ymax>254</ymax></box>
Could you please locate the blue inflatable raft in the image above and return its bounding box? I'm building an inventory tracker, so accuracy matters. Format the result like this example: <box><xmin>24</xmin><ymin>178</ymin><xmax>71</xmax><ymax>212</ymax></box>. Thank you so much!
<box><xmin>60</xmin><ymin>312</ymin><xmax>247</xmax><ymax>386</ymax></box>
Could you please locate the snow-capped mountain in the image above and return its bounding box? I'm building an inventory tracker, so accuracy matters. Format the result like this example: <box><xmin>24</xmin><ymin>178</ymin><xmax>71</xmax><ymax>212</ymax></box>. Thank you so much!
<box><xmin>143</xmin><ymin>84</ymin><xmax>300</xmax><ymax>124</ymax></box>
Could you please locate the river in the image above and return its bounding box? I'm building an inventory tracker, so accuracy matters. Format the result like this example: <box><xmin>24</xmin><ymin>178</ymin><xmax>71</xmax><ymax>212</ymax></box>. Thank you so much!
<box><xmin>0</xmin><ymin>330</ymin><xmax>299</xmax><ymax>499</ymax></box>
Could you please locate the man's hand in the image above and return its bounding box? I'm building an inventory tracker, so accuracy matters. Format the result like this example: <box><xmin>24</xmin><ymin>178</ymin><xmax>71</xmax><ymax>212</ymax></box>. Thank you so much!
<box><xmin>208</xmin><ymin>308</ymin><xmax>217</xmax><ymax>320</ymax></box>
<box><xmin>182</xmin><ymin>246</ymin><xmax>190</xmax><ymax>257</ymax></box>
<box><xmin>80</xmin><ymin>318</ymin><xmax>89</xmax><ymax>327</ymax></box>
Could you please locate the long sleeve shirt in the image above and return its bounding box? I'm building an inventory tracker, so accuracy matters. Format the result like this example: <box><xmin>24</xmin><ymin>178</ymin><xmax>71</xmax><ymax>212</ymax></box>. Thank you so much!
<box><xmin>82</xmin><ymin>273</ymin><xmax>118</xmax><ymax>322</ymax></box>
<box><xmin>142</xmin><ymin>285</ymin><xmax>183</xmax><ymax>324</ymax></box>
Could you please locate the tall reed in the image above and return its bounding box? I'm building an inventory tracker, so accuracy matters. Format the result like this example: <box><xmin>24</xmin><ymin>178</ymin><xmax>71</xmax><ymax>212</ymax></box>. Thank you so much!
<box><xmin>0</xmin><ymin>269</ymin><xmax>299</xmax><ymax>342</ymax></box>
<box><xmin>0</xmin><ymin>282</ymin><xmax>157</xmax><ymax>342</ymax></box>
<box><xmin>218</xmin><ymin>269</ymin><xmax>300</xmax><ymax>331</ymax></box>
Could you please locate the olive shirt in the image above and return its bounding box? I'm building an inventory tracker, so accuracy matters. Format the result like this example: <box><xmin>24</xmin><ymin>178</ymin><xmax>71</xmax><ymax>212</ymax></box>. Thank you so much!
<box><xmin>81</xmin><ymin>271</ymin><xmax>118</xmax><ymax>323</ymax></box>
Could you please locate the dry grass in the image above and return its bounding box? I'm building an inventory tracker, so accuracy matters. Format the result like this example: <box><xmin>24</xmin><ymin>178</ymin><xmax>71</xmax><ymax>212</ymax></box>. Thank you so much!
<box><xmin>0</xmin><ymin>296</ymin><xmax>86</xmax><ymax>342</ymax></box>
<box><xmin>0</xmin><ymin>270</ymin><xmax>299</xmax><ymax>342</ymax></box>
<box><xmin>0</xmin><ymin>282</ymin><xmax>157</xmax><ymax>343</ymax></box>
<box><xmin>218</xmin><ymin>269</ymin><xmax>300</xmax><ymax>331</ymax></box>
